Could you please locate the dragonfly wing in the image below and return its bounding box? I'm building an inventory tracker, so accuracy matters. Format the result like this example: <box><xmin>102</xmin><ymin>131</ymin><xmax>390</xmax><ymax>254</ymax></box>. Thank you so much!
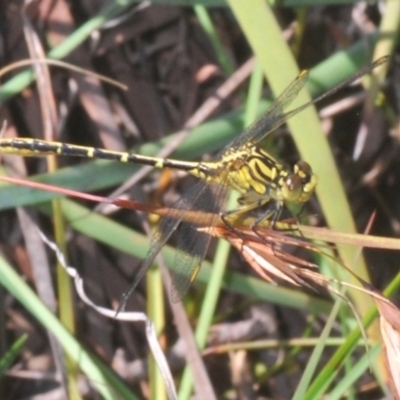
<box><xmin>229</xmin><ymin>70</ymin><xmax>309</xmax><ymax>149</ymax></box>
<box><xmin>120</xmin><ymin>212</ymin><xmax>181</xmax><ymax>310</ymax></box>
<box><xmin>123</xmin><ymin>179</ymin><xmax>223</xmax><ymax>305</ymax></box>
<box><xmin>169</xmin><ymin>183</ymin><xmax>223</xmax><ymax>302</ymax></box>
<box><xmin>169</xmin><ymin>221</ymin><xmax>213</xmax><ymax>302</ymax></box>
<box><xmin>238</xmin><ymin>57</ymin><xmax>389</xmax><ymax>147</ymax></box>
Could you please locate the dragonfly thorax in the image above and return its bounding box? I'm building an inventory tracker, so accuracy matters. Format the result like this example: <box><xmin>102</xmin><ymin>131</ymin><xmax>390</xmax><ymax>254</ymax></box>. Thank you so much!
<box><xmin>192</xmin><ymin>145</ymin><xmax>316</xmax><ymax>207</ymax></box>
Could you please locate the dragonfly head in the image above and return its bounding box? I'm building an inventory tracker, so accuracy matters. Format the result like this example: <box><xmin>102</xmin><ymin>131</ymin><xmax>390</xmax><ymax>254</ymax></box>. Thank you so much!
<box><xmin>281</xmin><ymin>160</ymin><xmax>317</xmax><ymax>203</ymax></box>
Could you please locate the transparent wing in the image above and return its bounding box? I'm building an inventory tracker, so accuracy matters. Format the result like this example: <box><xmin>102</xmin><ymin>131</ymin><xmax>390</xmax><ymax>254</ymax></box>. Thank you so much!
<box><xmin>231</xmin><ymin>56</ymin><xmax>388</xmax><ymax>150</ymax></box>
<box><xmin>228</xmin><ymin>70</ymin><xmax>309</xmax><ymax>151</ymax></box>
<box><xmin>169</xmin><ymin>183</ymin><xmax>223</xmax><ymax>302</ymax></box>
<box><xmin>121</xmin><ymin>178</ymin><xmax>223</xmax><ymax>307</ymax></box>
<box><xmin>119</xmin><ymin>209</ymin><xmax>181</xmax><ymax>310</ymax></box>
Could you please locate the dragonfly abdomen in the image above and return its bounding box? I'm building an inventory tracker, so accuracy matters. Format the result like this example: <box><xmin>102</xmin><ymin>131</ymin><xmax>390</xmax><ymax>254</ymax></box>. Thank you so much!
<box><xmin>0</xmin><ymin>138</ymin><xmax>200</xmax><ymax>172</ymax></box>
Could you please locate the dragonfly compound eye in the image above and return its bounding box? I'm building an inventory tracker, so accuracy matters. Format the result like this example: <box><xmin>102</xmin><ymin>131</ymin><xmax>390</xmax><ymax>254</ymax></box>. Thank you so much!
<box><xmin>293</xmin><ymin>160</ymin><xmax>317</xmax><ymax>202</ymax></box>
<box><xmin>295</xmin><ymin>160</ymin><xmax>312</xmax><ymax>183</ymax></box>
<box><xmin>282</xmin><ymin>174</ymin><xmax>303</xmax><ymax>201</ymax></box>
<box><xmin>280</xmin><ymin>161</ymin><xmax>317</xmax><ymax>203</ymax></box>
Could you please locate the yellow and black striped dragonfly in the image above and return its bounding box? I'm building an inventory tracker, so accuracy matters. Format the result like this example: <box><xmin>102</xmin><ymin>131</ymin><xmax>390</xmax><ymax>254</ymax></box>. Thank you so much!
<box><xmin>0</xmin><ymin>56</ymin><xmax>388</xmax><ymax>303</ymax></box>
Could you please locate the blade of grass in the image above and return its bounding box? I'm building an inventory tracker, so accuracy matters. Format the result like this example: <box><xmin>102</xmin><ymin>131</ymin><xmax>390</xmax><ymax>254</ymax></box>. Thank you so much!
<box><xmin>373</xmin><ymin>0</ymin><xmax>400</xmax><ymax>64</ymax></box>
<box><xmin>327</xmin><ymin>344</ymin><xmax>381</xmax><ymax>400</ymax></box>
<box><xmin>23</xmin><ymin>18</ymin><xmax>80</xmax><ymax>396</ymax></box>
<box><xmin>293</xmin><ymin>298</ymin><xmax>343</xmax><ymax>400</ymax></box>
<box><xmin>147</xmin><ymin>264</ymin><xmax>167</xmax><ymax>400</ymax></box>
<box><xmin>194</xmin><ymin>5</ymin><xmax>233</xmax><ymax>75</ymax></box>
<box><xmin>304</xmin><ymin>271</ymin><xmax>400</xmax><ymax>399</ymax></box>
<box><xmin>0</xmin><ymin>255</ymin><xmax>138</xmax><ymax>400</ymax></box>
<box><xmin>0</xmin><ymin>335</ymin><xmax>28</xmax><ymax>379</ymax></box>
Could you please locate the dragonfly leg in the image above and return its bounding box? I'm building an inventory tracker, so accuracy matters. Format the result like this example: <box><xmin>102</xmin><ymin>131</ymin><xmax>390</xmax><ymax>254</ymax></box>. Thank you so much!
<box><xmin>220</xmin><ymin>201</ymin><xmax>267</xmax><ymax>253</ymax></box>
<box><xmin>221</xmin><ymin>208</ymin><xmax>248</xmax><ymax>241</ymax></box>
<box><xmin>250</xmin><ymin>201</ymin><xmax>282</xmax><ymax>241</ymax></box>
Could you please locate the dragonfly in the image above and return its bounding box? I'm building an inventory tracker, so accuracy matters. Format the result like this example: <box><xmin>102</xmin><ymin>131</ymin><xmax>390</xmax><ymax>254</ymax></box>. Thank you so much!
<box><xmin>0</xmin><ymin>56</ymin><xmax>388</xmax><ymax>304</ymax></box>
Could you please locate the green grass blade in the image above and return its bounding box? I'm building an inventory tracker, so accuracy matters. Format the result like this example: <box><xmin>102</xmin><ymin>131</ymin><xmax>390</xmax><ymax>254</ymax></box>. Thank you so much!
<box><xmin>0</xmin><ymin>255</ymin><xmax>138</xmax><ymax>400</ymax></box>
<box><xmin>0</xmin><ymin>335</ymin><xmax>28</xmax><ymax>379</ymax></box>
